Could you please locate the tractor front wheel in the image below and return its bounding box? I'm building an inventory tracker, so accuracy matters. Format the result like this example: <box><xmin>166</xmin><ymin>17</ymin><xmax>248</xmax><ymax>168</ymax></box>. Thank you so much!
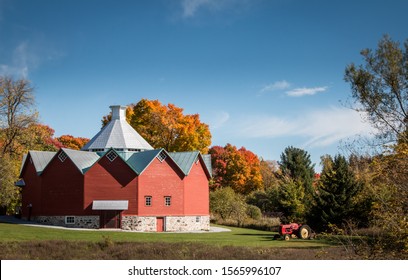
<box><xmin>297</xmin><ymin>225</ymin><xmax>311</xmax><ymax>239</ymax></box>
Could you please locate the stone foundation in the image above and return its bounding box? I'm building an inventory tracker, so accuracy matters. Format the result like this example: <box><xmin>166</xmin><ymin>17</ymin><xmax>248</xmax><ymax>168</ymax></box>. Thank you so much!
<box><xmin>30</xmin><ymin>215</ymin><xmax>210</xmax><ymax>232</ymax></box>
<box><xmin>33</xmin><ymin>215</ymin><xmax>99</xmax><ymax>229</ymax></box>
<box><xmin>121</xmin><ymin>215</ymin><xmax>210</xmax><ymax>232</ymax></box>
<box><xmin>121</xmin><ymin>216</ymin><xmax>156</xmax><ymax>231</ymax></box>
<box><xmin>165</xmin><ymin>216</ymin><xmax>210</xmax><ymax>232</ymax></box>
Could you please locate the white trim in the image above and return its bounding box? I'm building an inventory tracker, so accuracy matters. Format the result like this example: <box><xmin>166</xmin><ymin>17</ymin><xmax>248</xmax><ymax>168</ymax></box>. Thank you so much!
<box><xmin>106</xmin><ymin>150</ymin><xmax>118</xmax><ymax>162</ymax></box>
<box><xmin>157</xmin><ymin>151</ymin><xmax>167</xmax><ymax>162</ymax></box>
<box><xmin>58</xmin><ymin>151</ymin><xmax>68</xmax><ymax>162</ymax></box>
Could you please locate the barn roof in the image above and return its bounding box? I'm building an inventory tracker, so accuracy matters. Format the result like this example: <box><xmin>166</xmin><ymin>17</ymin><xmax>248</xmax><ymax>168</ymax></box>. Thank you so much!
<box><xmin>202</xmin><ymin>154</ymin><xmax>212</xmax><ymax>177</ymax></box>
<box><xmin>169</xmin><ymin>151</ymin><xmax>212</xmax><ymax>178</ymax></box>
<box><xmin>81</xmin><ymin>105</ymin><xmax>153</xmax><ymax>152</ymax></box>
<box><xmin>20</xmin><ymin>148</ymin><xmax>212</xmax><ymax>178</ymax></box>
<box><xmin>20</xmin><ymin>151</ymin><xmax>57</xmax><ymax>176</ymax></box>
<box><xmin>125</xmin><ymin>149</ymin><xmax>163</xmax><ymax>174</ymax></box>
<box><xmin>61</xmin><ymin>148</ymin><xmax>100</xmax><ymax>174</ymax></box>
<box><xmin>169</xmin><ymin>151</ymin><xmax>200</xmax><ymax>175</ymax></box>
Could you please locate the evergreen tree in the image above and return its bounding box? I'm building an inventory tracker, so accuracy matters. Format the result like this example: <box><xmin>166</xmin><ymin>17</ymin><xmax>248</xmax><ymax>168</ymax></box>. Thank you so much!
<box><xmin>310</xmin><ymin>154</ymin><xmax>362</xmax><ymax>231</ymax></box>
<box><xmin>278</xmin><ymin>146</ymin><xmax>315</xmax><ymax>219</ymax></box>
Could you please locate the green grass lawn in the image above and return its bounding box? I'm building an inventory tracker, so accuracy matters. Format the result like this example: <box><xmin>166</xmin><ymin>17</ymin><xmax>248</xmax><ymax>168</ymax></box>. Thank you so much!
<box><xmin>0</xmin><ymin>222</ymin><xmax>330</xmax><ymax>248</ymax></box>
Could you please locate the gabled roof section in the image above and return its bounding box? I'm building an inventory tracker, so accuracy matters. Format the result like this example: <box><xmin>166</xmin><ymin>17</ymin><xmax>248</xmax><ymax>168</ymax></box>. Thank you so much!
<box><xmin>20</xmin><ymin>151</ymin><xmax>57</xmax><ymax>176</ymax></box>
<box><xmin>169</xmin><ymin>151</ymin><xmax>212</xmax><ymax>178</ymax></box>
<box><xmin>169</xmin><ymin>151</ymin><xmax>200</xmax><ymax>175</ymax></box>
<box><xmin>202</xmin><ymin>154</ymin><xmax>213</xmax><ymax>178</ymax></box>
<box><xmin>61</xmin><ymin>148</ymin><xmax>100</xmax><ymax>174</ymax></box>
<box><xmin>125</xmin><ymin>149</ymin><xmax>163</xmax><ymax>175</ymax></box>
<box><xmin>81</xmin><ymin>105</ymin><xmax>153</xmax><ymax>152</ymax></box>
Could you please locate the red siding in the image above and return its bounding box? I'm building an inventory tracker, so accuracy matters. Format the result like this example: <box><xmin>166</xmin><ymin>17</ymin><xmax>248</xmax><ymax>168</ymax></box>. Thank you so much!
<box><xmin>84</xmin><ymin>155</ymin><xmax>137</xmax><ymax>215</ymax></box>
<box><xmin>138</xmin><ymin>157</ymin><xmax>185</xmax><ymax>216</ymax></box>
<box><xmin>20</xmin><ymin>150</ymin><xmax>210</xmax><ymax>220</ymax></box>
<box><xmin>40</xmin><ymin>153</ymin><xmax>84</xmax><ymax>215</ymax></box>
<box><xmin>184</xmin><ymin>159</ymin><xmax>210</xmax><ymax>215</ymax></box>
<box><xmin>20</xmin><ymin>155</ymin><xmax>42</xmax><ymax>218</ymax></box>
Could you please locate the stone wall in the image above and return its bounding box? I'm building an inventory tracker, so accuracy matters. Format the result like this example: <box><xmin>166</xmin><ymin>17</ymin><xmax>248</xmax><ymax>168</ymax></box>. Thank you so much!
<box><xmin>121</xmin><ymin>215</ymin><xmax>210</xmax><ymax>232</ymax></box>
<box><xmin>121</xmin><ymin>216</ymin><xmax>156</xmax><ymax>231</ymax></box>
<box><xmin>33</xmin><ymin>215</ymin><xmax>99</xmax><ymax>229</ymax></box>
<box><xmin>165</xmin><ymin>216</ymin><xmax>210</xmax><ymax>232</ymax></box>
<box><xmin>30</xmin><ymin>215</ymin><xmax>210</xmax><ymax>232</ymax></box>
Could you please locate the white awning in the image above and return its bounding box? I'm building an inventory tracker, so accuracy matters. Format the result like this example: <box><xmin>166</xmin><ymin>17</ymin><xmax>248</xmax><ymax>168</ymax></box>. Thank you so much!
<box><xmin>92</xmin><ymin>200</ymin><xmax>128</xmax><ymax>210</ymax></box>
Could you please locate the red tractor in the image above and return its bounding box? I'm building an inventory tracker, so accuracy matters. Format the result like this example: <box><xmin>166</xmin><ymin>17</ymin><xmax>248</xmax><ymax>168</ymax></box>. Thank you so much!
<box><xmin>278</xmin><ymin>223</ymin><xmax>313</xmax><ymax>240</ymax></box>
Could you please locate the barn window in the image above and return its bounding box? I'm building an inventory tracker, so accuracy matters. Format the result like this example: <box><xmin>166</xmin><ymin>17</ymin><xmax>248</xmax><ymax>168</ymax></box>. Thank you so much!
<box><xmin>157</xmin><ymin>151</ymin><xmax>167</xmax><ymax>162</ymax></box>
<box><xmin>196</xmin><ymin>216</ymin><xmax>201</xmax><ymax>223</ymax></box>
<box><xmin>106</xmin><ymin>150</ymin><xmax>118</xmax><ymax>162</ymax></box>
<box><xmin>58</xmin><ymin>151</ymin><xmax>68</xmax><ymax>162</ymax></box>
<box><xmin>65</xmin><ymin>216</ymin><xmax>75</xmax><ymax>224</ymax></box>
<box><xmin>145</xmin><ymin>196</ymin><xmax>152</xmax><ymax>206</ymax></box>
<box><xmin>164</xmin><ymin>196</ymin><xmax>171</xmax><ymax>206</ymax></box>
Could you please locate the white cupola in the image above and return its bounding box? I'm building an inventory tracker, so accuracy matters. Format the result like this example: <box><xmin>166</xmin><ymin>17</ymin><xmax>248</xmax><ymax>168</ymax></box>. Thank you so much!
<box><xmin>81</xmin><ymin>105</ymin><xmax>154</xmax><ymax>152</ymax></box>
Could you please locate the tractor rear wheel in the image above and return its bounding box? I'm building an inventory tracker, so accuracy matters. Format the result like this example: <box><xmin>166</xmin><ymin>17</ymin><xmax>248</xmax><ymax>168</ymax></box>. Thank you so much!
<box><xmin>297</xmin><ymin>225</ymin><xmax>311</xmax><ymax>239</ymax></box>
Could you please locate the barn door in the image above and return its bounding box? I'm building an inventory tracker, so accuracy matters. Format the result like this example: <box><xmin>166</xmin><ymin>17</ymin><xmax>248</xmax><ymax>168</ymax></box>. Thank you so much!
<box><xmin>101</xmin><ymin>210</ymin><xmax>120</xmax><ymax>229</ymax></box>
<box><xmin>156</xmin><ymin>217</ymin><xmax>165</xmax><ymax>232</ymax></box>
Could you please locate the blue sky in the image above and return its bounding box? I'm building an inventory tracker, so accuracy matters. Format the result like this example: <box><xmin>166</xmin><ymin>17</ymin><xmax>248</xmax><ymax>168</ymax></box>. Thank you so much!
<box><xmin>1</xmin><ymin>0</ymin><xmax>407</xmax><ymax>169</ymax></box>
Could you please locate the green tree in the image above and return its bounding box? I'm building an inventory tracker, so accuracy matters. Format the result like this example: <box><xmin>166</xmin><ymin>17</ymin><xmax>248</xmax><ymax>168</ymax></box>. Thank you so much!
<box><xmin>276</xmin><ymin>176</ymin><xmax>306</xmax><ymax>222</ymax></box>
<box><xmin>310</xmin><ymin>155</ymin><xmax>362</xmax><ymax>231</ymax></box>
<box><xmin>344</xmin><ymin>35</ymin><xmax>408</xmax><ymax>144</ymax></box>
<box><xmin>344</xmin><ymin>35</ymin><xmax>408</xmax><ymax>254</ymax></box>
<box><xmin>0</xmin><ymin>154</ymin><xmax>20</xmax><ymax>213</ymax></box>
<box><xmin>279</xmin><ymin>146</ymin><xmax>315</xmax><ymax>214</ymax></box>
<box><xmin>210</xmin><ymin>187</ymin><xmax>248</xmax><ymax>225</ymax></box>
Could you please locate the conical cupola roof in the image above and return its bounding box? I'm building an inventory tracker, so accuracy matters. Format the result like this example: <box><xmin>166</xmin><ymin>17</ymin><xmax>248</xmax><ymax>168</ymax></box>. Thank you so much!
<box><xmin>82</xmin><ymin>105</ymin><xmax>153</xmax><ymax>152</ymax></box>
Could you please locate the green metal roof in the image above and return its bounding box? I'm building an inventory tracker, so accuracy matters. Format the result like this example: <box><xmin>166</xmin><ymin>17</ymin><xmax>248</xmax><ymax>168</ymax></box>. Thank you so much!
<box><xmin>169</xmin><ymin>151</ymin><xmax>200</xmax><ymax>175</ymax></box>
<box><xmin>202</xmin><ymin>154</ymin><xmax>212</xmax><ymax>177</ymax></box>
<box><xmin>125</xmin><ymin>149</ymin><xmax>162</xmax><ymax>175</ymax></box>
<box><xmin>20</xmin><ymin>148</ymin><xmax>212</xmax><ymax>179</ymax></box>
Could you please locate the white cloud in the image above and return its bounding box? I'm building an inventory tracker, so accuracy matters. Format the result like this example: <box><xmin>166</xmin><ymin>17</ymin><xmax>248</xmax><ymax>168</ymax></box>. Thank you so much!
<box><xmin>286</xmin><ymin>86</ymin><xmax>328</xmax><ymax>97</ymax></box>
<box><xmin>181</xmin><ymin>0</ymin><xmax>212</xmax><ymax>18</ymax></box>
<box><xmin>260</xmin><ymin>80</ymin><xmax>291</xmax><ymax>93</ymax></box>
<box><xmin>180</xmin><ymin>0</ymin><xmax>251</xmax><ymax>18</ymax></box>
<box><xmin>0</xmin><ymin>41</ymin><xmax>36</xmax><ymax>78</ymax></box>
<box><xmin>207</xmin><ymin>111</ymin><xmax>230</xmax><ymax>129</ymax></box>
<box><xmin>0</xmin><ymin>40</ymin><xmax>64</xmax><ymax>78</ymax></box>
<box><xmin>236</xmin><ymin>107</ymin><xmax>375</xmax><ymax>148</ymax></box>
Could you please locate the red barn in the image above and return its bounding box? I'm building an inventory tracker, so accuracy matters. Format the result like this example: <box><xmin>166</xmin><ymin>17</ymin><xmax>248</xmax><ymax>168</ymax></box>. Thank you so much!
<box><xmin>17</xmin><ymin>105</ymin><xmax>211</xmax><ymax>232</ymax></box>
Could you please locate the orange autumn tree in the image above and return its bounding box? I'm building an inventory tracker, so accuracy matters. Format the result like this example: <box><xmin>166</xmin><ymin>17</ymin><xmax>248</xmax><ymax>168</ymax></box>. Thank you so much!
<box><xmin>130</xmin><ymin>99</ymin><xmax>211</xmax><ymax>153</ymax></box>
<box><xmin>209</xmin><ymin>144</ymin><xmax>263</xmax><ymax>195</ymax></box>
<box><xmin>57</xmin><ymin>135</ymin><xmax>90</xmax><ymax>150</ymax></box>
<box><xmin>102</xmin><ymin>99</ymin><xmax>212</xmax><ymax>154</ymax></box>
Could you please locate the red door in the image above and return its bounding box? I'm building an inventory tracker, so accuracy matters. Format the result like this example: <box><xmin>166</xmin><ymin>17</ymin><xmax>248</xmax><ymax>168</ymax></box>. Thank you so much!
<box><xmin>156</xmin><ymin>217</ymin><xmax>164</xmax><ymax>232</ymax></box>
